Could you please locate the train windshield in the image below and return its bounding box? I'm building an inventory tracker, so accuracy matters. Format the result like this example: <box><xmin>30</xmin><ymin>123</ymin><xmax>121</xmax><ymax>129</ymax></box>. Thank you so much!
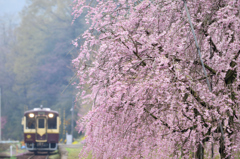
<box><xmin>48</xmin><ymin>116</ymin><xmax>57</xmax><ymax>129</ymax></box>
<box><xmin>38</xmin><ymin>119</ymin><xmax>45</xmax><ymax>128</ymax></box>
<box><xmin>26</xmin><ymin>116</ymin><xmax>35</xmax><ymax>129</ymax></box>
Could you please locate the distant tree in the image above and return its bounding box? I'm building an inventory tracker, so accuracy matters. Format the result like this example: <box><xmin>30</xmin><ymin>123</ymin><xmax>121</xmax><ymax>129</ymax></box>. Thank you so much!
<box><xmin>0</xmin><ymin>0</ymin><xmax>87</xmax><ymax>140</ymax></box>
<box><xmin>8</xmin><ymin>0</ymin><xmax>86</xmax><ymax>107</ymax></box>
<box><xmin>73</xmin><ymin>0</ymin><xmax>240</xmax><ymax>158</ymax></box>
<box><xmin>1</xmin><ymin>117</ymin><xmax>7</xmax><ymax>129</ymax></box>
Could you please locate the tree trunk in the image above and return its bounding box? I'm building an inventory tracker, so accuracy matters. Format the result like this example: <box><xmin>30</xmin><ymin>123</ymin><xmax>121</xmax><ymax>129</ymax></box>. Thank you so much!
<box><xmin>219</xmin><ymin>136</ymin><xmax>230</xmax><ymax>159</ymax></box>
<box><xmin>196</xmin><ymin>143</ymin><xmax>204</xmax><ymax>159</ymax></box>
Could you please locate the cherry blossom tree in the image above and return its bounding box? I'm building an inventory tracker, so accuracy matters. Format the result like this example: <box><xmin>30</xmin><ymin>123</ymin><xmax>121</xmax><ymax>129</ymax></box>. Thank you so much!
<box><xmin>72</xmin><ymin>0</ymin><xmax>240</xmax><ymax>158</ymax></box>
<box><xmin>1</xmin><ymin>117</ymin><xmax>7</xmax><ymax>130</ymax></box>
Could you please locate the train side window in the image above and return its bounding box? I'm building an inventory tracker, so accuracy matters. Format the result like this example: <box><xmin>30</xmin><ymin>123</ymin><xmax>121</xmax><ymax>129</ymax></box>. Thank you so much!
<box><xmin>48</xmin><ymin>117</ymin><xmax>57</xmax><ymax>129</ymax></box>
<box><xmin>26</xmin><ymin>117</ymin><xmax>35</xmax><ymax>129</ymax></box>
<box><xmin>38</xmin><ymin>119</ymin><xmax>45</xmax><ymax>128</ymax></box>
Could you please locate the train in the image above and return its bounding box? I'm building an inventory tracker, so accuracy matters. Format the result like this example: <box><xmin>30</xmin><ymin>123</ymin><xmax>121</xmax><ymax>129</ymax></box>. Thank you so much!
<box><xmin>21</xmin><ymin>106</ymin><xmax>61</xmax><ymax>154</ymax></box>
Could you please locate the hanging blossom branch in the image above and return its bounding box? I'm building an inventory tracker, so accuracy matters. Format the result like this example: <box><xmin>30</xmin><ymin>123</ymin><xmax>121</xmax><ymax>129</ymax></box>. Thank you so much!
<box><xmin>72</xmin><ymin>0</ymin><xmax>240</xmax><ymax>158</ymax></box>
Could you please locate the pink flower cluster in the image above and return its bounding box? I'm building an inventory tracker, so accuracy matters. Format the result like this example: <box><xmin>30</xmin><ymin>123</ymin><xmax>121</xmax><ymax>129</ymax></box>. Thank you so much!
<box><xmin>72</xmin><ymin>0</ymin><xmax>240</xmax><ymax>158</ymax></box>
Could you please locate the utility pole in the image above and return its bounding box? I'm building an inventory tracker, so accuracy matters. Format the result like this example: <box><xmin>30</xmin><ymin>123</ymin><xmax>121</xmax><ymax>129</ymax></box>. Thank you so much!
<box><xmin>63</xmin><ymin>109</ymin><xmax>65</xmax><ymax>140</ymax></box>
<box><xmin>0</xmin><ymin>87</ymin><xmax>2</xmax><ymax>141</ymax></box>
<box><xmin>58</xmin><ymin>108</ymin><xmax>61</xmax><ymax>139</ymax></box>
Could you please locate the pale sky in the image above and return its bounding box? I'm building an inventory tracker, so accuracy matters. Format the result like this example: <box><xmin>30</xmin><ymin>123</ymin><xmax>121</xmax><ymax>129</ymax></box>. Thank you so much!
<box><xmin>0</xmin><ymin>0</ymin><xmax>26</xmax><ymax>16</ymax></box>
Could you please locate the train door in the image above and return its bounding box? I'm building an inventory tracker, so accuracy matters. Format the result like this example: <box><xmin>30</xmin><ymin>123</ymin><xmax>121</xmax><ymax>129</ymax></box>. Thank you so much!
<box><xmin>36</xmin><ymin>117</ymin><xmax>47</xmax><ymax>142</ymax></box>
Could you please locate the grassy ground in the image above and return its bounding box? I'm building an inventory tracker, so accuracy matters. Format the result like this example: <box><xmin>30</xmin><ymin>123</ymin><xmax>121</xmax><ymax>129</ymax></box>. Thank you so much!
<box><xmin>65</xmin><ymin>147</ymin><xmax>92</xmax><ymax>159</ymax></box>
<box><xmin>61</xmin><ymin>136</ymin><xmax>94</xmax><ymax>159</ymax></box>
<box><xmin>65</xmin><ymin>148</ymin><xmax>80</xmax><ymax>159</ymax></box>
<box><xmin>0</xmin><ymin>142</ymin><xmax>27</xmax><ymax>158</ymax></box>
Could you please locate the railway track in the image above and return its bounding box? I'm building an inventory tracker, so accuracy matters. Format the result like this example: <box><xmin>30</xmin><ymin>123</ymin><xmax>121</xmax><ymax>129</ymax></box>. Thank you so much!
<box><xmin>17</xmin><ymin>152</ymin><xmax>50</xmax><ymax>159</ymax></box>
<box><xmin>27</xmin><ymin>154</ymin><xmax>49</xmax><ymax>159</ymax></box>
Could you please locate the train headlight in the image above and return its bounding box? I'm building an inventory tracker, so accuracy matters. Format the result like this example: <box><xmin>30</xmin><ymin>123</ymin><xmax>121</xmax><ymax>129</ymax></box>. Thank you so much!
<box><xmin>29</xmin><ymin>113</ymin><xmax>34</xmax><ymax>118</ymax></box>
<box><xmin>48</xmin><ymin>113</ymin><xmax>54</xmax><ymax>118</ymax></box>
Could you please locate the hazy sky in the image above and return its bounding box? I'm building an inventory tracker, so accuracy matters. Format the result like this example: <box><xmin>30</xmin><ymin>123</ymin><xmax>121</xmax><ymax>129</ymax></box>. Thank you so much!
<box><xmin>0</xmin><ymin>0</ymin><xmax>26</xmax><ymax>16</ymax></box>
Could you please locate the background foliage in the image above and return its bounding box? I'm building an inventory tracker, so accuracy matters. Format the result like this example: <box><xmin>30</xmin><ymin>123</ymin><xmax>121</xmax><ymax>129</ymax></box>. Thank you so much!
<box><xmin>0</xmin><ymin>0</ymin><xmax>87</xmax><ymax>140</ymax></box>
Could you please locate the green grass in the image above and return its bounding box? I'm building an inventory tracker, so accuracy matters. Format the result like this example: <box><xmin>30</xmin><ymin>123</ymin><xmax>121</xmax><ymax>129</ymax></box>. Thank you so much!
<box><xmin>65</xmin><ymin>148</ymin><xmax>80</xmax><ymax>159</ymax></box>
<box><xmin>49</xmin><ymin>150</ymin><xmax>60</xmax><ymax>159</ymax></box>
<box><xmin>65</xmin><ymin>148</ymin><xmax>92</xmax><ymax>159</ymax></box>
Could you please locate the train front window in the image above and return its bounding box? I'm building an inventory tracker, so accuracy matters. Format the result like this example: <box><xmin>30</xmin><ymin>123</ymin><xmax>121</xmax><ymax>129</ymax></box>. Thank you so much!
<box><xmin>26</xmin><ymin>116</ymin><xmax>35</xmax><ymax>129</ymax></box>
<box><xmin>38</xmin><ymin>119</ymin><xmax>45</xmax><ymax>128</ymax></box>
<box><xmin>48</xmin><ymin>116</ymin><xmax>57</xmax><ymax>129</ymax></box>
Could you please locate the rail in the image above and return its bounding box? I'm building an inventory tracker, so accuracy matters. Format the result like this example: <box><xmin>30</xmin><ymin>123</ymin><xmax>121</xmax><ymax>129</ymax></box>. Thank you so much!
<box><xmin>28</xmin><ymin>154</ymin><xmax>49</xmax><ymax>159</ymax></box>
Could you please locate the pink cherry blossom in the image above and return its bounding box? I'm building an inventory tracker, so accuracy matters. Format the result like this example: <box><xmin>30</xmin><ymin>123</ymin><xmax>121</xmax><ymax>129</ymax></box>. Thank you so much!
<box><xmin>72</xmin><ymin>0</ymin><xmax>240</xmax><ymax>158</ymax></box>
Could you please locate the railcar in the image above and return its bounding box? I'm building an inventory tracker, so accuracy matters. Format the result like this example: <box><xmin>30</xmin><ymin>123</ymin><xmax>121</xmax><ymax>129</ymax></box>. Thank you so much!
<box><xmin>21</xmin><ymin>106</ymin><xmax>61</xmax><ymax>153</ymax></box>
